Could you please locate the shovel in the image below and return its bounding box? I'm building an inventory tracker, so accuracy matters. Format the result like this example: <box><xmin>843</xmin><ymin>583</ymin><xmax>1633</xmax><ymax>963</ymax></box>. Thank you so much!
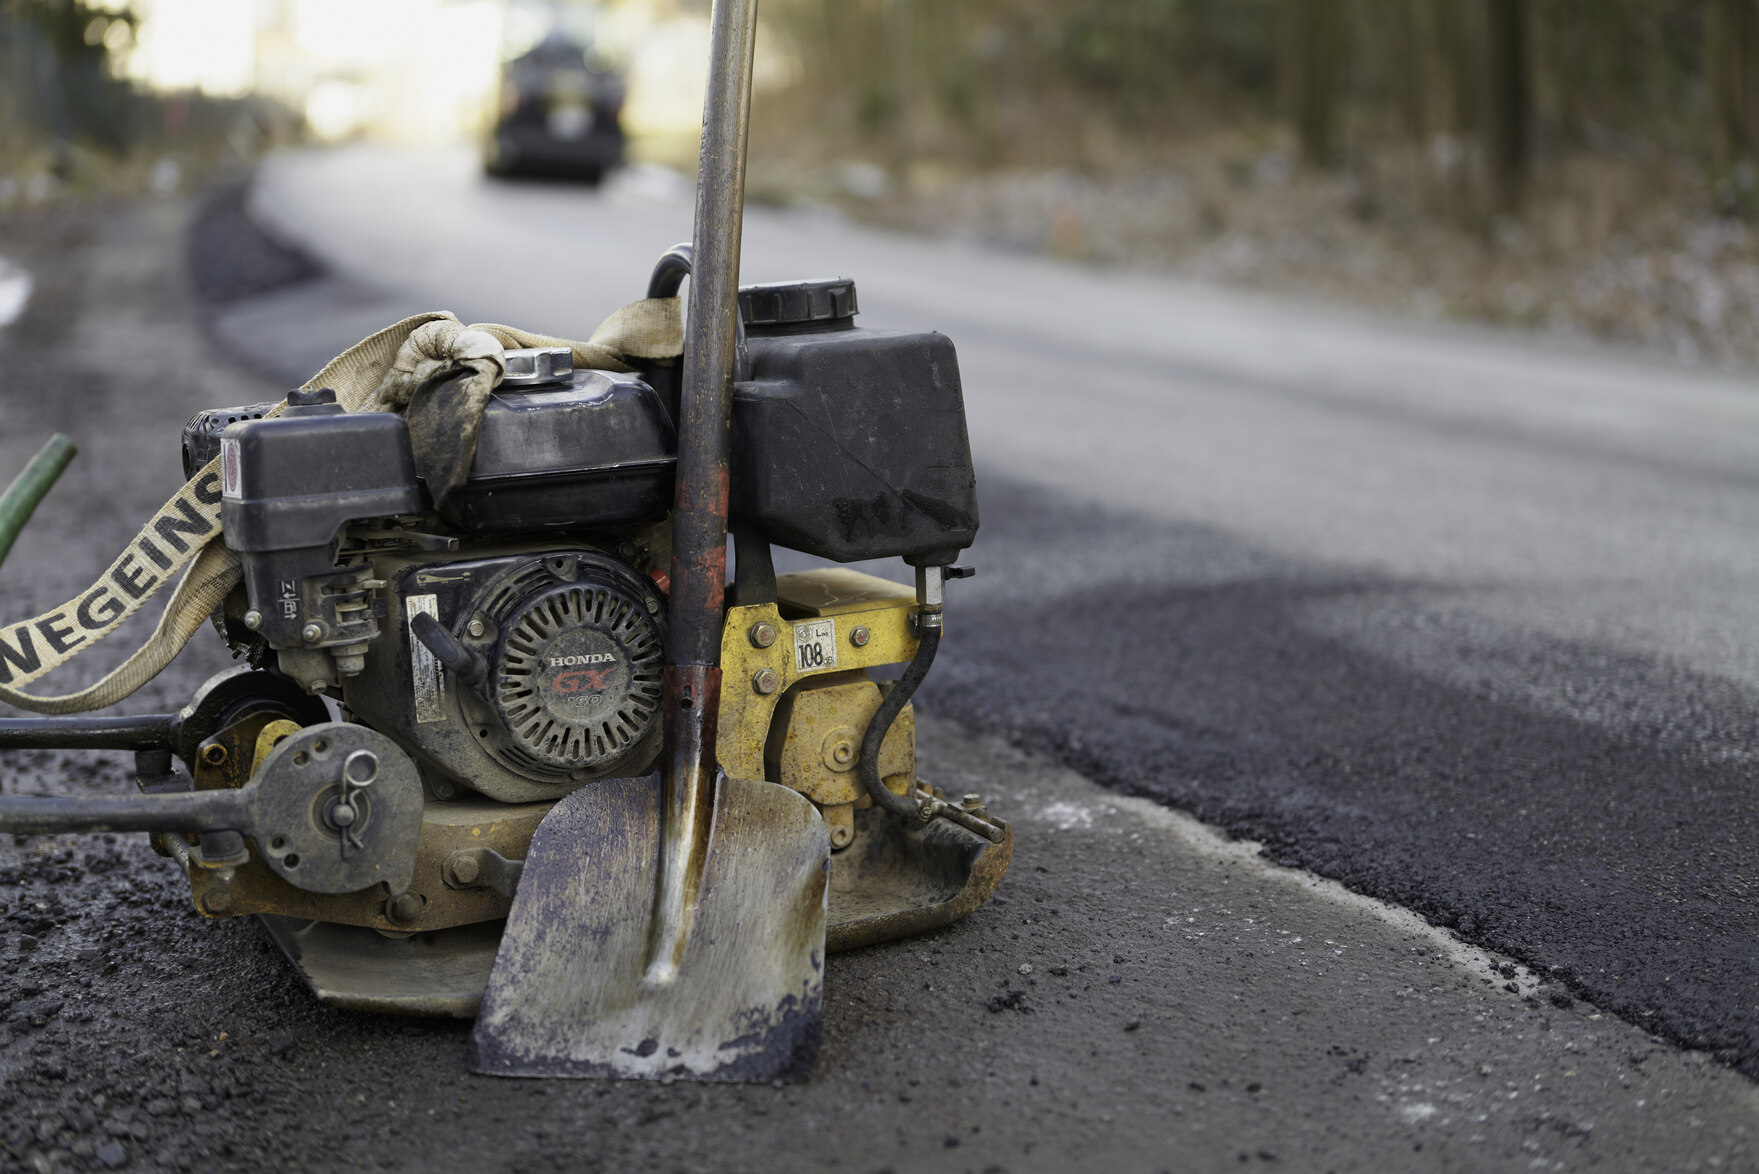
<box><xmin>468</xmin><ymin>0</ymin><xmax>831</xmax><ymax>1082</ymax></box>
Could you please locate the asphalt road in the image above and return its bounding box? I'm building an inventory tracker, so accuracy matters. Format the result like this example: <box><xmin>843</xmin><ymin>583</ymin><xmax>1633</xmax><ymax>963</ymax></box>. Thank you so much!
<box><xmin>0</xmin><ymin>148</ymin><xmax>1754</xmax><ymax>1172</ymax></box>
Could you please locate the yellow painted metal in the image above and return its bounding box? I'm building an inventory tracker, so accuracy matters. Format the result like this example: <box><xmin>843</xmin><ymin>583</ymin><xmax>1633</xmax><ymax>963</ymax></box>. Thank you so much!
<box><xmin>182</xmin><ymin>713</ymin><xmax>551</xmax><ymax>933</ymax></box>
<box><xmin>717</xmin><ymin>568</ymin><xmax>920</xmax><ymax>781</ymax></box>
<box><xmin>763</xmin><ymin>671</ymin><xmax>913</xmax><ymax>808</ymax></box>
<box><xmin>251</xmin><ymin>719</ymin><xmax>303</xmax><ymax>775</ymax></box>
<box><xmin>189</xmin><ymin>798</ymin><xmax>551</xmax><ymax>931</ymax></box>
<box><xmin>771</xmin><ymin>566</ymin><xmax>916</xmax><ymax>618</ymax></box>
<box><xmin>191</xmin><ymin>714</ymin><xmax>299</xmax><ymax>791</ymax></box>
<box><xmin>819</xmin><ymin>801</ymin><xmax>856</xmax><ymax>850</ymax></box>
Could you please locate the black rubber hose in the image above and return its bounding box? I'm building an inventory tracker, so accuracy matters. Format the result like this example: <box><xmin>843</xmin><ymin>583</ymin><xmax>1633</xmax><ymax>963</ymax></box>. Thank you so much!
<box><xmin>859</xmin><ymin>621</ymin><xmax>940</xmax><ymax>818</ymax></box>
<box><xmin>647</xmin><ymin>243</ymin><xmax>693</xmax><ymax>299</ymax></box>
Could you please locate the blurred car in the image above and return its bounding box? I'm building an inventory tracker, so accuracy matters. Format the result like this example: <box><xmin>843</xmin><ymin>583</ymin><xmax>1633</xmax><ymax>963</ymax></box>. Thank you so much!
<box><xmin>484</xmin><ymin>28</ymin><xmax>625</xmax><ymax>183</ymax></box>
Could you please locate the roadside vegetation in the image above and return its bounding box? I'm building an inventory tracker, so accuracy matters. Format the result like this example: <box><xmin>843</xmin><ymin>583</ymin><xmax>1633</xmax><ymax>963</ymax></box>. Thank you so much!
<box><xmin>755</xmin><ymin>1</ymin><xmax>1759</xmax><ymax>365</ymax></box>
<box><xmin>0</xmin><ymin>0</ymin><xmax>294</xmax><ymax>206</ymax></box>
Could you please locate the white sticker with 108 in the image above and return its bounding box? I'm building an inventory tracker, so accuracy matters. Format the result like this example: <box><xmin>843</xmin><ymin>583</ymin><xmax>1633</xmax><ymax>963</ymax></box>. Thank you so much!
<box><xmin>792</xmin><ymin>618</ymin><xmax>839</xmax><ymax>674</ymax></box>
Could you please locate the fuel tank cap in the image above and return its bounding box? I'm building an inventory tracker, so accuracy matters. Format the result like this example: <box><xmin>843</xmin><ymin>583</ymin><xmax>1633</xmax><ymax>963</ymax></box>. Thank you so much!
<box><xmin>500</xmin><ymin>346</ymin><xmax>574</xmax><ymax>390</ymax></box>
<box><xmin>738</xmin><ymin>277</ymin><xmax>858</xmax><ymax>336</ymax></box>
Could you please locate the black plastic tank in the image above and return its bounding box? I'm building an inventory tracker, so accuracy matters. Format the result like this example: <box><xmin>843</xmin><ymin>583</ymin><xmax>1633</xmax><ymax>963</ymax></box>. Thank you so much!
<box><xmin>729</xmin><ymin>278</ymin><xmax>979</xmax><ymax>566</ymax></box>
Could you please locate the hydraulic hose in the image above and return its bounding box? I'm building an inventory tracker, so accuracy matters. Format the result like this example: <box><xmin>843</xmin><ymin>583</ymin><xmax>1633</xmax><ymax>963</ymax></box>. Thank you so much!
<box><xmin>858</xmin><ymin>618</ymin><xmax>940</xmax><ymax>819</ymax></box>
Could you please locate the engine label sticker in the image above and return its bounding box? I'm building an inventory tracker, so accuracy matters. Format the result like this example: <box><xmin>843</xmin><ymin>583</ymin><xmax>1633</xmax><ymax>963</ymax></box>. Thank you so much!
<box><xmin>792</xmin><ymin>618</ymin><xmax>838</xmax><ymax>674</ymax></box>
<box><xmin>220</xmin><ymin>438</ymin><xmax>240</xmax><ymax>498</ymax></box>
<box><xmin>407</xmin><ymin>594</ymin><xmax>445</xmax><ymax>723</ymax></box>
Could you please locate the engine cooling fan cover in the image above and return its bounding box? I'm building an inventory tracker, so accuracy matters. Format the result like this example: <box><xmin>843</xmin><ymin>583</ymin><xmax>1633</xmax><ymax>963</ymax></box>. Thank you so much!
<box><xmin>486</xmin><ymin>556</ymin><xmax>665</xmax><ymax>780</ymax></box>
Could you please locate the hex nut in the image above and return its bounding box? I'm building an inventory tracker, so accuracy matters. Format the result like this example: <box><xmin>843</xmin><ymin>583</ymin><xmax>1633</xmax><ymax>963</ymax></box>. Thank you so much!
<box><xmin>748</xmin><ymin>621</ymin><xmax>778</xmax><ymax>649</ymax></box>
<box><xmin>467</xmin><ymin>618</ymin><xmax>486</xmax><ymax>638</ymax></box>
<box><xmin>242</xmin><ymin>610</ymin><xmax>263</xmax><ymax>631</ymax></box>
<box><xmin>752</xmin><ymin>668</ymin><xmax>781</xmax><ymax>695</ymax></box>
<box><xmin>201</xmin><ymin>887</ymin><xmax>234</xmax><ymax>916</ymax></box>
<box><xmin>301</xmin><ymin>622</ymin><xmax>324</xmax><ymax>643</ymax></box>
<box><xmin>850</xmin><ymin>626</ymin><xmax>871</xmax><ymax>647</ymax></box>
<box><xmin>450</xmin><ymin>852</ymin><xmax>481</xmax><ymax>886</ymax></box>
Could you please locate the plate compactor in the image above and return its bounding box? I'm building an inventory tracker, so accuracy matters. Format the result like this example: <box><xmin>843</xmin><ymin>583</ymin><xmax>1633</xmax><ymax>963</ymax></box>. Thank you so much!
<box><xmin>0</xmin><ymin>0</ymin><xmax>1007</xmax><ymax>1082</ymax></box>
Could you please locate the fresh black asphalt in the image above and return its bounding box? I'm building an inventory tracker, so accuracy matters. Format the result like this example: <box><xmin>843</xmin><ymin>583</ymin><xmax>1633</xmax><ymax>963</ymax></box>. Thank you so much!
<box><xmin>925</xmin><ymin>470</ymin><xmax>1759</xmax><ymax>1076</ymax></box>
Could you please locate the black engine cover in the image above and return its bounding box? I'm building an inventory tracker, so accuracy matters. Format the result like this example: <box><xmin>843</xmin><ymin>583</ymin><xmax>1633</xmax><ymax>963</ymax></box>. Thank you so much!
<box><xmin>443</xmin><ymin>368</ymin><xmax>677</xmax><ymax>535</ymax></box>
<box><xmin>342</xmin><ymin>546</ymin><xmax>667</xmax><ymax>804</ymax></box>
<box><xmin>479</xmin><ymin>559</ymin><xmax>664</xmax><ymax>780</ymax></box>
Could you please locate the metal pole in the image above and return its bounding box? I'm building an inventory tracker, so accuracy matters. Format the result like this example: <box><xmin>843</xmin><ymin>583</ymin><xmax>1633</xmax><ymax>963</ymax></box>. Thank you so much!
<box><xmin>0</xmin><ymin>789</ymin><xmax>246</xmax><ymax>836</ymax></box>
<box><xmin>0</xmin><ymin>714</ymin><xmax>175</xmax><ymax>750</ymax></box>
<box><xmin>648</xmin><ymin>0</ymin><xmax>759</xmax><ymax>987</ymax></box>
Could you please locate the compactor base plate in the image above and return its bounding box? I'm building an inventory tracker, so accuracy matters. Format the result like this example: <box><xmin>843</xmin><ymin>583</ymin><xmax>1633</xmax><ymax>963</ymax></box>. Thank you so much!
<box><xmin>260</xmin><ymin>797</ymin><xmax>1011</xmax><ymax>1017</ymax></box>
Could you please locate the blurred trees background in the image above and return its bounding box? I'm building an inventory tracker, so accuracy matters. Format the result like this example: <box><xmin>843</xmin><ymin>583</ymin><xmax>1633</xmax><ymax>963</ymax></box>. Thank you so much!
<box><xmin>1</xmin><ymin>0</ymin><xmax>287</xmax><ymax>192</ymax></box>
<box><xmin>758</xmin><ymin>0</ymin><xmax>1759</xmax><ymax>224</ymax></box>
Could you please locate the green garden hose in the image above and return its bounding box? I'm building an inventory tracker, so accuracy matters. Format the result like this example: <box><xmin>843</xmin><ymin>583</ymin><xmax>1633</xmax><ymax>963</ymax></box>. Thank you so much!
<box><xmin>0</xmin><ymin>433</ymin><xmax>76</xmax><ymax>568</ymax></box>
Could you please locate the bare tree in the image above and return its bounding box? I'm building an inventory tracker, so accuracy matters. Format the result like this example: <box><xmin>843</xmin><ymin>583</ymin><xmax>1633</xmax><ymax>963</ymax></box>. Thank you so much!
<box><xmin>1280</xmin><ymin>0</ymin><xmax>1348</xmax><ymax>168</ymax></box>
<box><xmin>1708</xmin><ymin>0</ymin><xmax>1759</xmax><ymax>165</ymax></box>
<box><xmin>1481</xmin><ymin>0</ymin><xmax>1530</xmax><ymax>213</ymax></box>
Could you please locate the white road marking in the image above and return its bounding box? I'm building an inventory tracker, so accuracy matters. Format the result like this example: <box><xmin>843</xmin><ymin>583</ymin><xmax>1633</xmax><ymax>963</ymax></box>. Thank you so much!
<box><xmin>1086</xmin><ymin>790</ymin><xmax>1548</xmax><ymax>997</ymax></box>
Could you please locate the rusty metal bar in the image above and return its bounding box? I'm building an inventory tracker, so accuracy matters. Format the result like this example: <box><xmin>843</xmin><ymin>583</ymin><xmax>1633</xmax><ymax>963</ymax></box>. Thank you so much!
<box><xmin>648</xmin><ymin>0</ymin><xmax>759</xmax><ymax>987</ymax></box>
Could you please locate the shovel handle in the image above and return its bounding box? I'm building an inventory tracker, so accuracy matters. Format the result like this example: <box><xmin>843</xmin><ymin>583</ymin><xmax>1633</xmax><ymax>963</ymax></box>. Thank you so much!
<box><xmin>649</xmin><ymin>0</ymin><xmax>760</xmax><ymax>988</ymax></box>
<box><xmin>647</xmin><ymin>665</ymin><xmax>720</xmax><ymax>986</ymax></box>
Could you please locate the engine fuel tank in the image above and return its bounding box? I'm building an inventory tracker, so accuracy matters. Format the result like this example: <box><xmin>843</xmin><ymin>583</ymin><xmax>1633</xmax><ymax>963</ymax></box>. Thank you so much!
<box><xmin>444</xmin><ymin>367</ymin><xmax>677</xmax><ymax>535</ymax></box>
<box><xmin>729</xmin><ymin>279</ymin><xmax>979</xmax><ymax>566</ymax></box>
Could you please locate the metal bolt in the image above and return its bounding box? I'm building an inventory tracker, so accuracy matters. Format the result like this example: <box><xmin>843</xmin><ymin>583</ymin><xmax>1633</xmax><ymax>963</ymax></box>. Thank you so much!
<box><xmin>850</xmin><ymin>626</ymin><xmax>871</xmax><ymax>648</ymax></box>
<box><xmin>201</xmin><ymin>886</ymin><xmax>233</xmax><ymax>916</ymax></box>
<box><xmin>832</xmin><ymin>742</ymin><xmax>854</xmax><ymax>766</ymax></box>
<box><xmin>242</xmin><ymin>610</ymin><xmax>262</xmax><ymax>631</ymax></box>
<box><xmin>467</xmin><ymin>618</ymin><xmax>486</xmax><ymax>638</ymax></box>
<box><xmin>450</xmin><ymin>853</ymin><xmax>481</xmax><ymax>886</ymax></box>
<box><xmin>301</xmin><ymin>622</ymin><xmax>324</xmax><ymax>643</ymax></box>
<box><xmin>200</xmin><ymin>743</ymin><xmax>227</xmax><ymax>767</ymax></box>
<box><xmin>752</xmin><ymin>668</ymin><xmax>780</xmax><ymax>695</ymax></box>
<box><xmin>386</xmin><ymin>892</ymin><xmax>424</xmax><ymax>925</ymax></box>
<box><xmin>961</xmin><ymin>793</ymin><xmax>984</xmax><ymax>809</ymax></box>
<box><xmin>748</xmin><ymin>621</ymin><xmax>777</xmax><ymax>649</ymax></box>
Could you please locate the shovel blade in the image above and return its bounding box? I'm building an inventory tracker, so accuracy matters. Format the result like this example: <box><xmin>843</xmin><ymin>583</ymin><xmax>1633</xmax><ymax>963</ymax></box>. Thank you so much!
<box><xmin>468</xmin><ymin>772</ymin><xmax>829</xmax><ymax>1082</ymax></box>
